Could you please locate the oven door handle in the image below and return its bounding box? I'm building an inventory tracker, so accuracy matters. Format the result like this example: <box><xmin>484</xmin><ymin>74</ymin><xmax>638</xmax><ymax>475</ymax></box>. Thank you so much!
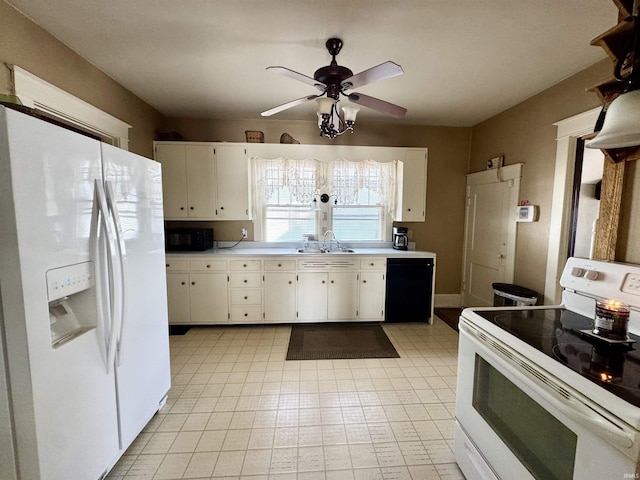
<box><xmin>461</xmin><ymin>321</ymin><xmax>636</xmax><ymax>450</ymax></box>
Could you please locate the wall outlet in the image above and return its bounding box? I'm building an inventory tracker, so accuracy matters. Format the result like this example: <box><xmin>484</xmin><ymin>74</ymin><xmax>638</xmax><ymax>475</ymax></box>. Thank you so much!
<box><xmin>241</xmin><ymin>228</ymin><xmax>247</xmax><ymax>238</ymax></box>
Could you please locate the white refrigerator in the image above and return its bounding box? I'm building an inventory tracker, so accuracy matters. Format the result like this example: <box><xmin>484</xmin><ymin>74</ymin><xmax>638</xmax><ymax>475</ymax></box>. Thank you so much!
<box><xmin>0</xmin><ymin>105</ymin><xmax>171</xmax><ymax>479</ymax></box>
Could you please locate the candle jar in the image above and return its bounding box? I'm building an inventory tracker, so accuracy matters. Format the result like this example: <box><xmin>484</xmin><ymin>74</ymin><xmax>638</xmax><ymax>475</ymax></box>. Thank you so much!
<box><xmin>593</xmin><ymin>300</ymin><xmax>630</xmax><ymax>340</ymax></box>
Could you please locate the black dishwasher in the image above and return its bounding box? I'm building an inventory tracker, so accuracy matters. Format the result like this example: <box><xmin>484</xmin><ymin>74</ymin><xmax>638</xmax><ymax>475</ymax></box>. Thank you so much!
<box><xmin>385</xmin><ymin>258</ymin><xmax>434</xmax><ymax>322</ymax></box>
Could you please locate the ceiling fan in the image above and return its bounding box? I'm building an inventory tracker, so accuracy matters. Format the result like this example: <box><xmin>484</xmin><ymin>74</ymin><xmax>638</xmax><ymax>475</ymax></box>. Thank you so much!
<box><xmin>261</xmin><ymin>38</ymin><xmax>407</xmax><ymax>137</ymax></box>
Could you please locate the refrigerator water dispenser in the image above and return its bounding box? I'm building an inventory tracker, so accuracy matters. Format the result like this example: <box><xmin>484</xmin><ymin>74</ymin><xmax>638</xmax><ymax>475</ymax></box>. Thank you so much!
<box><xmin>46</xmin><ymin>262</ymin><xmax>97</xmax><ymax>348</ymax></box>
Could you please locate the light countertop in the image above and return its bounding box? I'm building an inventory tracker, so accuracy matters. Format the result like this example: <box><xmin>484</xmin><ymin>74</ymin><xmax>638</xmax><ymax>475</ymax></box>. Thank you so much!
<box><xmin>165</xmin><ymin>242</ymin><xmax>436</xmax><ymax>259</ymax></box>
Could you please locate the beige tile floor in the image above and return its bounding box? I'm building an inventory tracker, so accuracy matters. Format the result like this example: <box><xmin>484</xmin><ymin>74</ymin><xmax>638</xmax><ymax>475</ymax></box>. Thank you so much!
<box><xmin>107</xmin><ymin>318</ymin><xmax>465</xmax><ymax>480</ymax></box>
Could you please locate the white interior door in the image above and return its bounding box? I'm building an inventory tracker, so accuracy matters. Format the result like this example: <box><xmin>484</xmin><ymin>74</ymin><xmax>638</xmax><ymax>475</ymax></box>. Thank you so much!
<box><xmin>462</xmin><ymin>164</ymin><xmax>522</xmax><ymax>306</ymax></box>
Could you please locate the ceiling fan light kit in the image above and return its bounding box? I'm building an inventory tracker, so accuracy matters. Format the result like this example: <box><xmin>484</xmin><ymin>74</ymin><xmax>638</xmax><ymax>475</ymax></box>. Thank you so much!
<box><xmin>261</xmin><ymin>38</ymin><xmax>406</xmax><ymax>140</ymax></box>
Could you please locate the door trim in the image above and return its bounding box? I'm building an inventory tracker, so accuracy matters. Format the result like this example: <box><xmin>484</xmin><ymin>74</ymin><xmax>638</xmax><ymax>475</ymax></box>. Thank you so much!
<box><xmin>461</xmin><ymin>163</ymin><xmax>523</xmax><ymax>306</ymax></box>
<box><xmin>544</xmin><ymin>108</ymin><xmax>600</xmax><ymax>304</ymax></box>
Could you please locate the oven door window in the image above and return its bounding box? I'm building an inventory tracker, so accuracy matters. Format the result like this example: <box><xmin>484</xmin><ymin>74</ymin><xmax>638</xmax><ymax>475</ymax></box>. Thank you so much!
<box><xmin>472</xmin><ymin>355</ymin><xmax>577</xmax><ymax>480</ymax></box>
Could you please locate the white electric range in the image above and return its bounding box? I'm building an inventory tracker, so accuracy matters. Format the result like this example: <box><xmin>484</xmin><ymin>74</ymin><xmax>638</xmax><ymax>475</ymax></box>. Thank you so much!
<box><xmin>455</xmin><ymin>257</ymin><xmax>640</xmax><ymax>480</ymax></box>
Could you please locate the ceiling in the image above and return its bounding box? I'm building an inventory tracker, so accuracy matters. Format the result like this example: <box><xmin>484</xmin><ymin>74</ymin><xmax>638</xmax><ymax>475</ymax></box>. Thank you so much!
<box><xmin>7</xmin><ymin>0</ymin><xmax>618</xmax><ymax>127</ymax></box>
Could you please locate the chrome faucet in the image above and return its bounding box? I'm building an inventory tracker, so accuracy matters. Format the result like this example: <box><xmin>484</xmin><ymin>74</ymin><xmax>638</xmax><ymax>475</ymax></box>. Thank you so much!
<box><xmin>322</xmin><ymin>230</ymin><xmax>340</xmax><ymax>251</ymax></box>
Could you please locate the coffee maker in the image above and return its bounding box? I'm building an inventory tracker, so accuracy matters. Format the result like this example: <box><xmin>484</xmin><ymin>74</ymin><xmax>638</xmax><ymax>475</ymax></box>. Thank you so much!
<box><xmin>392</xmin><ymin>227</ymin><xmax>409</xmax><ymax>250</ymax></box>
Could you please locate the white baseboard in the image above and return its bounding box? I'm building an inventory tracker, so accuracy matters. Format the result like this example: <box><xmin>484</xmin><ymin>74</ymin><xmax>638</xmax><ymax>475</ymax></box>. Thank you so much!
<box><xmin>434</xmin><ymin>294</ymin><xmax>461</xmax><ymax>308</ymax></box>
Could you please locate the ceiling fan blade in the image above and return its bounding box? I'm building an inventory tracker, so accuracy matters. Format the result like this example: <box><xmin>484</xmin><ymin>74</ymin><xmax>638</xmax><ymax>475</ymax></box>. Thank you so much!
<box><xmin>266</xmin><ymin>66</ymin><xmax>326</xmax><ymax>91</ymax></box>
<box><xmin>261</xmin><ymin>95</ymin><xmax>320</xmax><ymax>117</ymax></box>
<box><xmin>341</xmin><ymin>61</ymin><xmax>404</xmax><ymax>90</ymax></box>
<box><xmin>348</xmin><ymin>92</ymin><xmax>407</xmax><ymax>118</ymax></box>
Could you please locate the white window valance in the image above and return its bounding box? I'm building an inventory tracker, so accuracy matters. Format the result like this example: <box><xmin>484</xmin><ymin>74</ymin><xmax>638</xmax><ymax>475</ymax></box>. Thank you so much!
<box><xmin>251</xmin><ymin>157</ymin><xmax>327</xmax><ymax>205</ymax></box>
<box><xmin>330</xmin><ymin>159</ymin><xmax>397</xmax><ymax>214</ymax></box>
<box><xmin>251</xmin><ymin>156</ymin><xmax>397</xmax><ymax>206</ymax></box>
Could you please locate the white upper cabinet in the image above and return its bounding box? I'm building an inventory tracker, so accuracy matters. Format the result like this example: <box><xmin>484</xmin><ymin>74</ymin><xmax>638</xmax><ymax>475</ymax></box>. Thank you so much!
<box><xmin>156</xmin><ymin>142</ymin><xmax>426</xmax><ymax>223</ymax></box>
<box><xmin>214</xmin><ymin>144</ymin><xmax>250</xmax><ymax>220</ymax></box>
<box><xmin>185</xmin><ymin>145</ymin><xmax>217</xmax><ymax>218</ymax></box>
<box><xmin>396</xmin><ymin>148</ymin><xmax>427</xmax><ymax>222</ymax></box>
<box><xmin>155</xmin><ymin>142</ymin><xmax>250</xmax><ymax>221</ymax></box>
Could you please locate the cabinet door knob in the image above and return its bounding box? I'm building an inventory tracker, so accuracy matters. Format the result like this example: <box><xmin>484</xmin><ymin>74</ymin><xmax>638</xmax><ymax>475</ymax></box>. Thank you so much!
<box><xmin>191</xmin><ymin>281</ymin><xmax>195</xmax><ymax>285</ymax></box>
<box><xmin>370</xmin><ymin>263</ymin><xmax>374</xmax><ymax>266</ymax></box>
<box><xmin>407</xmin><ymin>208</ymin><xmax>411</xmax><ymax>211</ymax></box>
<box><xmin>220</xmin><ymin>206</ymin><xmax>224</xmax><ymax>210</ymax></box>
<box><xmin>244</xmin><ymin>313</ymin><xmax>248</xmax><ymax>317</ymax></box>
<box><xmin>243</xmin><ymin>279</ymin><xmax>248</xmax><ymax>283</ymax></box>
<box><xmin>206</xmin><ymin>264</ymin><xmax>211</xmax><ymax>268</ymax></box>
<box><xmin>166</xmin><ymin>264</ymin><xmax>170</xmax><ymax>267</ymax></box>
<box><xmin>243</xmin><ymin>264</ymin><xmax>247</xmax><ymax>267</ymax></box>
<box><xmin>244</xmin><ymin>296</ymin><xmax>248</xmax><ymax>300</ymax></box>
<box><xmin>331</xmin><ymin>280</ymin><xmax>334</xmax><ymax>284</ymax></box>
<box><xmin>190</xmin><ymin>206</ymin><xmax>194</xmax><ymax>210</ymax></box>
<box><xmin>278</xmin><ymin>263</ymin><xmax>282</xmax><ymax>267</ymax></box>
<box><xmin>363</xmin><ymin>280</ymin><xmax>367</xmax><ymax>283</ymax></box>
<box><xmin>288</xmin><ymin>281</ymin><xmax>292</xmax><ymax>284</ymax></box>
<box><xmin>322</xmin><ymin>280</ymin><xmax>326</xmax><ymax>284</ymax></box>
<box><xmin>181</xmin><ymin>281</ymin><xmax>186</xmax><ymax>285</ymax></box>
<box><xmin>180</xmin><ymin>207</ymin><xmax>184</xmax><ymax>210</ymax></box>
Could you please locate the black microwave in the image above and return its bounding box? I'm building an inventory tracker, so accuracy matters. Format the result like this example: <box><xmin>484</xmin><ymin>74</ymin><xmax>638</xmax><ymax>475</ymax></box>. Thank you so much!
<box><xmin>165</xmin><ymin>228</ymin><xmax>213</xmax><ymax>251</ymax></box>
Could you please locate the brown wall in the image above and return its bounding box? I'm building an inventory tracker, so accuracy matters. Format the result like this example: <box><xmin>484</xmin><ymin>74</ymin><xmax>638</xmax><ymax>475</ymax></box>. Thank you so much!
<box><xmin>7</xmin><ymin>0</ymin><xmax>625</xmax><ymax>302</ymax></box>
<box><xmin>166</xmin><ymin>117</ymin><xmax>472</xmax><ymax>295</ymax></box>
<box><xmin>0</xmin><ymin>0</ymin><xmax>164</xmax><ymax>157</ymax></box>
<box><xmin>469</xmin><ymin>59</ymin><xmax>612</xmax><ymax>300</ymax></box>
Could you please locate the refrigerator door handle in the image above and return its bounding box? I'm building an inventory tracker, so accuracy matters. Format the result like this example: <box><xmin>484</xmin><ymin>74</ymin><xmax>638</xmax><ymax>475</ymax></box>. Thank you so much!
<box><xmin>105</xmin><ymin>180</ymin><xmax>128</xmax><ymax>367</ymax></box>
<box><xmin>94</xmin><ymin>180</ymin><xmax>120</xmax><ymax>374</ymax></box>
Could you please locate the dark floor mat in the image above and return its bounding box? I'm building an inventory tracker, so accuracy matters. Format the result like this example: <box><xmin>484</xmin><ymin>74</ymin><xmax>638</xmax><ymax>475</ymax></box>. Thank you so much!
<box><xmin>434</xmin><ymin>308</ymin><xmax>462</xmax><ymax>332</ymax></box>
<box><xmin>169</xmin><ymin>325</ymin><xmax>191</xmax><ymax>335</ymax></box>
<box><xmin>286</xmin><ymin>323</ymin><xmax>400</xmax><ymax>360</ymax></box>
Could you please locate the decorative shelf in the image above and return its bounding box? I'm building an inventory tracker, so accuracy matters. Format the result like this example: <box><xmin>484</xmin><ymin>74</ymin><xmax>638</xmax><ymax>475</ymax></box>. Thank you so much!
<box><xmin>613</xmin><ymin>0</ymin><xmax>633</xmax><ymax>19</ymax></box>
<box><xmin>591</xmin><ymin>19</ymin><xmax>634</xmax><ymax>62</ymax></box>
<box><xmin>588</xmin><ymin>77</ymin><xmax>626</xmax><ymax>103</ymax></box>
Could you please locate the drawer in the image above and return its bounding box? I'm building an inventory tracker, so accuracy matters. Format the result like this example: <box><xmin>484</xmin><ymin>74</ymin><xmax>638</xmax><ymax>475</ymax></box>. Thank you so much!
<box><xmin>229</xmin><ymin>273</ymin><xmax>261</xmax><ymax>288</ymax></box>
<box><xmin>230</xmin><ymin>288</ymin><xmax>262</xmax><ymax>305</ymax></box>
<box><xmin>230</xmin><ymin>306</ymin><xmax>262</xmax><ymax>323</ymax></box>
<box><xmin>360</xmin><ymin>258</ymin><xmax>386</xmax><ymax>270</ymax></box>
<box><xmin>229</xmin><ymin>260</ymin><xmax>261</xmax><ymax>271</ymax></box>
<box><xmin>165</xmin><ymin>259</ymin><xmax>189</xmax><ymax>272</ymax></box>
<box><xmin>190</xmin><ymin>259</ymin><xmax>227</xmax><ymax>271</ymax></box>
<box><xmin>264</xmin><ymin>259</ymin><xmax>296</xmax><ymax>271</ymax></box>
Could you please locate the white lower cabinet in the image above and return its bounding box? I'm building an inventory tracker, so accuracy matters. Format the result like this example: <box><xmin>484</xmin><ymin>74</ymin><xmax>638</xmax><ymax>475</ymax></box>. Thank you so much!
<box><xmin>229</xmin><ymin>272</ymin><xmax>263</xmax><ymax>323</ymax></box>
<box><xmin>166</xmin><ymin>273</ymin><xmax>190</xmax><ymax>324</ymax></box>
<box><xmin>328</xmin><ymin>272</ymin><xmax>359</xmax><ymax>320</ymax></box>
<box><xmin>190</xmin><ymin>273</ymin><xmax>229</xmax><ymax>324</ymax></box>
<box><xmin>263</xmin><ymin>272</ymin><xmax>296</xmax><ymax>322</ymax></box>
<box><xmin>166</xmin><ymin>272</ymin><xmax>228</xmax><ymax>324</ymax></box>
<box><xmin>166</xmin><ymin>254</ymin><xmax>394</xmax><ymax>325</ymax></box>
<box><xmin>359</xmin><ymin>271</ymin><xmax>386</xmax><ymax>320</ymax></box>
<box><xmin>297</xmin><ymin>272</ymin><xmax>328</xmax><ymax>321</ymax></box>
<box><xmin>297</xmin><ymin>266</ymin><xmax>360</xmax><ymax>322</ymax></box>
